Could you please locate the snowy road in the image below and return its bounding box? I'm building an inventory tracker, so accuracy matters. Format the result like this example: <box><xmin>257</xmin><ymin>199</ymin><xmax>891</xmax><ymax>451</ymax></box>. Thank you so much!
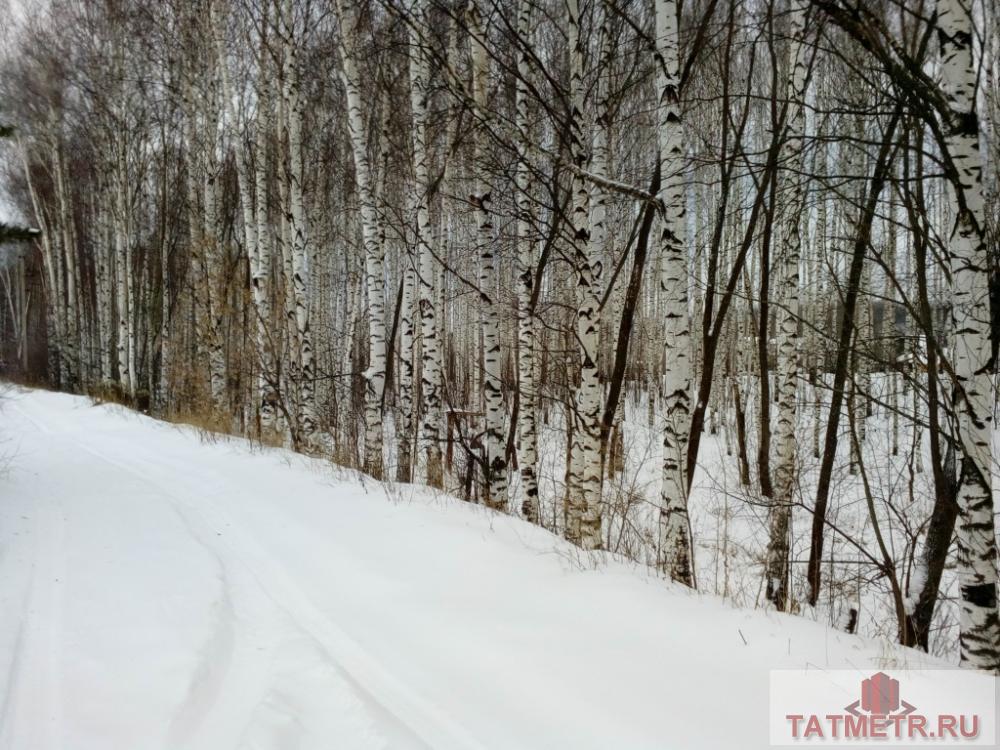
<box><xmin>0</xmin><ymin>389</ymin><xmax>936</xmax><ymax>749</ymax></box>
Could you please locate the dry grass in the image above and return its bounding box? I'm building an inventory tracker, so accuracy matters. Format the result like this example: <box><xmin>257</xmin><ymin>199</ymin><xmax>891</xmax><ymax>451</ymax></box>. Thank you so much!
<box><xmin>163</xmin><ymin>408</ymin><xmax>237</xmax><ymax>444</ymax></box>
<box><xmin>89</xmin><ymin>383</ymin><xmax>132</xmax><ymax>408</ymax></box>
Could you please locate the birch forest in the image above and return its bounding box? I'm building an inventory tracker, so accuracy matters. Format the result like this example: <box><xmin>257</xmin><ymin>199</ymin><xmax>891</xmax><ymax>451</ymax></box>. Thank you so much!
<box><xmin>2</xmin><ymin>0</ymin><xmax>999</xmax><ymax>673</ymax></box>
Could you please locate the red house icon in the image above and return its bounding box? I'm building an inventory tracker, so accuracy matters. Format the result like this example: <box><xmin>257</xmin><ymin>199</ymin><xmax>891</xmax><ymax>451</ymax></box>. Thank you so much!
<box><xmin>861</xmin><ymin>672</ymin><xmax>900</xmax><ymax>716</ymax></box>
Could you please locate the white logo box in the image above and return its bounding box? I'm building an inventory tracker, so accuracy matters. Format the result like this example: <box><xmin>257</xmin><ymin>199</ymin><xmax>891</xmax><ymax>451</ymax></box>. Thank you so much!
<box><xmin>770</xmin><ymin>669</ymin><xmax>998</xmax><ymax>746</ymax></box>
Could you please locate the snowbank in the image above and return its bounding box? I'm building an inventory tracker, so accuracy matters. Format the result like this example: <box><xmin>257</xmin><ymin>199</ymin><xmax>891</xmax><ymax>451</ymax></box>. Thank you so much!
<box><xmin>0</xmin><ymin>388</ymin><xmax>943</xmax><ymax>749</ymax></box>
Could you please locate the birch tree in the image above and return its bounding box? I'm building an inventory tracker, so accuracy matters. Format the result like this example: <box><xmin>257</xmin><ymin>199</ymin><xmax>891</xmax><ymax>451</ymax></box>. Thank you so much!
<box><xmin>281</xmin><ymin>0</ymin><xmax>318</xmax><ymax>442</ymax></box>
<box><xmin>937</xmin><ymin>0</ymin><xmax>1000</xmax><ymax>672</ymax></box>
<box><xmin>654</xmin><ymin>0</ymin><xmax>693</xmax><ymax>585</ymax></box>
<box><xmin>514</xmin><ymin>0</ymin><xmax>539</xmax><ymax>521</ymax></box>
<box><xmin>408</xmin><ymin>0</ymin><xmax>444</xmax><ymax>488</ymax></box>
<box><xmin>253</xmin><ymin>31</ymin><xmax>278</xmax><ymax>430</ymax></box>
<box><xmin>564</xmin><ymin>0</ymin><xmax>602</xmax><ymax>550</ymax></box>
<box><xmin>764</xmin><ymin>0</ymin><xmax>810</xmax><ymax>612</ymax></box>
<box><xmin>469</xmin><ymin>0</ymin><xmax>507</xmax><ymax>509</ymax></box>
<box><xmin>338</xmin><ymin>0</ymin><xmax>386</xmax><ymax>476</ymax></box>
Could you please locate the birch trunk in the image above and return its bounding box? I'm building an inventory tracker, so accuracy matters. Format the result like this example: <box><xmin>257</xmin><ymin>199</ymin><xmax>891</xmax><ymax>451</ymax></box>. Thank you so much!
<box><xmin>203</xmin><ymin>144</ymin><xmax>226</xmax><ymax>410</ymax></box>
<box><xmin>886</xmin><ymin>196</ymin><xmax>899</xmax><ymax>456</ymax></box>
<box><xmin>408</xmin><ymin>1</ymin><xmax>444</xmax><ymax>488</ymax></box>
<box><xmin>158</xmin><ymin>209</ymin><xmax>171</xmax><ymax>409</ymax></box>
<box><xmin>254</xmin><ymin>69</ymin><xmax>277</xmax><ymax>431</ymax></box>
<box><xmin>398</xmin><ymin>249</ymin><xmax>416</xmax><ymax>483</ymax></box>
<box><xmin>53</xmin><ymin>140</ymin><xmax>81</xmax><ymax>391</ymax></box>
<box><xmin>113</xmin><ymin>203</ymin><xmax>131</xmax><ymax>396</ymax></box>
<box><xmin>469</xmin><ymin>0</ymin><xmax>507</xmax><ymax>509</ymax></box>
<box><xmin>654</xmin><ymin>0</ymin><xmax>693</xmax><ymax>584</ymax></box>
<box><xmin>937</xmin><ymin>0</ymin><xmax>1000</xmax><ymax>672</ymax></box>
<box><xmin>111</xmin><ymin>144</ymin><xmax>135</xmax><ymax>399</ymax></box>
<box><xmin>190</xmin><ymin>21</ymin><xmax>226</xmax><ymax>412</ymax></box>
<box><xmin>338</xmin><ymin>0</ymin><xmax>386</xmax><ymax>476</ymax></box>
<box><xmin>813</xmin><ymin>138</ymin><xmax>828</xmax><ymax>460</ymax></box>
<box><xmin>275</xmin><ymin>107</ymin><xmax>299</xmax><ymax>436</ymax></box>
<box><xmin>282</xmin><ymin>0</ymin><xmax>317</xmax><ymax>442</ymax></box>
<box><xmin>514</xmin><ymin>0</ymin><xmax>539</xmax><ymax>520</ymax></box>
<box><xmin>765</xmin><ymin>0</ymin><xmax>809</xmax><ymax>612</ymax></box>
<box><xmin>565</xmin><ymin>0</ymin><xmax>603</xmax><ymax>549</ymax></box>
<box><xmin>96</xmin><ymin>195</ymin><xmax>113</xmax><ymax>386</ymax></box>
<box><xmin>182</xmin><ymin>65</ymin><xmax>210</xmax><ymax>402</ymax></box>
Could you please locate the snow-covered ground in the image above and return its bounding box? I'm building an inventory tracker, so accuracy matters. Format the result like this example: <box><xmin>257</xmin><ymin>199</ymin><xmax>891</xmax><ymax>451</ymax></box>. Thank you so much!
<box><xmin>0</xmin><ymin>387</ymin><xmax>943</xmax><ymax>750</ymax></box>
<box><xmin>518</xmin><ymin>376</ymin><xmax>966</xmax><ymax>660</ymax></box>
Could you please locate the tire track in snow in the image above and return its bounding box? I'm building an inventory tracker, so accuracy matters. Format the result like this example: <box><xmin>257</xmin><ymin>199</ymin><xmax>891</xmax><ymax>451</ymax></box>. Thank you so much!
<box><xmin>59</xmin><ymin>425</ymin><xmax>466</xmax><ymax>750</ymax></box>
<box><xmin>0</xmin><ymin>622</ymin><xmax>27</xmax><ymax>742</ymax></box>
<box><xmin>0</xmin><ymin>492</ymin><xmax>66</xmax><ymax>749</ymax></box>
<box><xmin>3</xmin><ymin>400</ymin><xmax>70</xmax><ymax>748</ymax></box>
<box><xmin>160</xmin><ymin>520</ymin><xmax>241</xmax><ymax>749</ymax></box>
<box><xmin>14</xmin><ymin>398</ymin><xmax>259</xmax><ymax>749</ymax></box>
<box><xmin>53</xmin><ymin>437</ymin><xmax>362</xmax><ymax>750</ymax></box>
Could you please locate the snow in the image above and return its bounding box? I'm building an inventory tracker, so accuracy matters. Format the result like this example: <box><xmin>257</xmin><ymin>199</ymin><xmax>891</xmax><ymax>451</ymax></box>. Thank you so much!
<box><xmin>536</xmin><ymin>376</ymin><xmax>966</xmax><ymax>659</ymax></box>
<box><xmin>0</xmin><ymin>387</ymin><xmax>945</xmax><ymax>749</ymax></box>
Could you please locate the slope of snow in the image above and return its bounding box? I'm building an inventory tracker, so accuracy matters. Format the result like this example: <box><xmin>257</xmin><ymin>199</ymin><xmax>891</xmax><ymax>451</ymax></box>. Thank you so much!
<box><xmin>0</xmin><ymin>388</ymin><xmax>943</xmax><ymax>749</ymax></box>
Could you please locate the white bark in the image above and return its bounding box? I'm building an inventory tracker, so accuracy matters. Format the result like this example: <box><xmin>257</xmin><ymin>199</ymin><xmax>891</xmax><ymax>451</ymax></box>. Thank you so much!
<box><xmin>254</xmin><ymin>66</ymin><xmax>277</xmax><ymax>430</ymax></box>
<box><xmin>338</xmin><ymin>0</ymin><xmax>386</xmax><ymax>476</ymax></box>
<box><xmin>398</xmin><ymin>248</ymin><xmax>417</xmax><ymax>483</ymax></box>
<box><xmin>886</xmin><ymin>196</ymin><xmax>899</xmax><ymax>457</ymax></box>
<box><xmin>282</xmin><ymin>0</ymin><xmax>318</xmax><ymax>442</ymax></box>
<box><xmin>182</xmin><ymin>63</ymin><xmax>210</xmax><ymax>404</ymax></box>
<box><xmin>275</xmin><ymin>101</ymin><xmax>299</xmax><ymax>436</ymax></box>
<box><xmin>202</xmin><ymin>159</ymin><xmax>226</xmax><ymax>407</ymax></box>
<box><xmin>95</xmin><ymin>194</ymin><xmax>114</xmax><ymax>387</ymax></box>
<box><xmin>937</xmin><ymin>0</ymin><xmax>1000</xmax><ymax>672</ymax></box>
<box><xmin>109</xmin><ymin>114</ymin><xmax>137</xmax><ymax>401</ymax></box>
<box><xmin>158</xmin><ymin>209</ymin><xmax>170</xmax><ymax>409</ymax></box>
<box><xmin>654</xmin><ymin>0</ymin><xmax>693</xmax><ymax>585</ymax></box>
<box><xmin>514</xmin><ymin>0</ymin><xmax>539</xmax><ymax>521</ymax></box>
<box><xmin>408</xmin><ymin>0</ymin><xmax>444</xmax><ymax>488</ymax></box>
<box><xmin>565</xmin><ymin>0</ymin><xmax>603</xmax><ymax>550</ymax></box>
<box><xmin>765</xmin><ymin>0</ymin><xmax>809</xmax><ymax>611</ymax></box>
<box><xmin>53</xmin><ymin>140</ymin><xmax>81</xmax><ymax>390</ymax></box>
<box><xmin>469</xmin><ymin>0</ymin><xmax>508</xmax><ymax>509</ymax></box>
<box><xmin>113</xmin><ymin>192</ymin><xmax>132</xmax><ymax>397</ymax></box>
<box><xmin>190</xmin><ymin>24</ymin><xmax>226</xmax><ymax>413</ymax></box>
